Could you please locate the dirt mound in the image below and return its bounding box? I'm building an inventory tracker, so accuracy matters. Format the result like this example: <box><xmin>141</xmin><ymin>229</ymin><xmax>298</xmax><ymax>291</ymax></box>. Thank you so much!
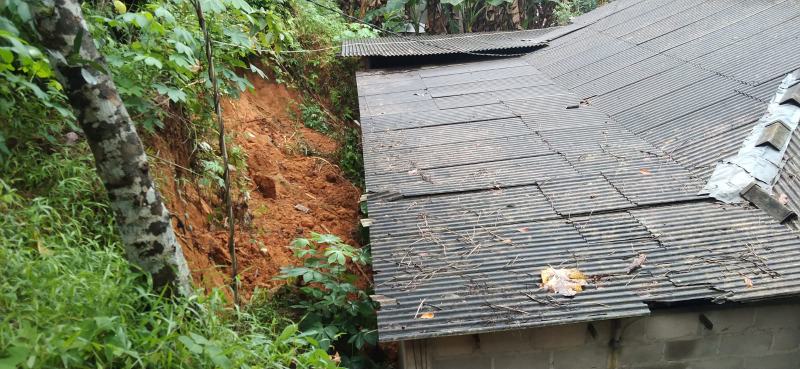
<box><xmin>149</xmin><ymin>76</ymin><xmax>361</xmax><ymax>299</ymax></box>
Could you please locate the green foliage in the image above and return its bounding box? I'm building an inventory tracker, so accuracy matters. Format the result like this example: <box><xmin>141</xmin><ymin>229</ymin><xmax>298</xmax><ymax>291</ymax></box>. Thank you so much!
<box><xmin>338</xmin><ymin>127</ymin><xmax>364</xmax><ymax>188</ymax></box>
<box><xmin>554</xmin><ymin>0</ymin><xmax>598</xmax><ymax>25</ymax></box>
<box><xmin>300</xmin><ymin>101</ymin><xmax>331</xmax><ymax>133</ymax></box>
<box><xmin>86</xmin><ymin>0</ymin><xmax>291</xmax><ymax>132</ymax></box>
<box><xmin>281</xmin><ymin>0</ymin><xmax>375</xmax><ymax>124</ymax></box>
<box><xmin>0</xmin><ymin>141</ymin><xmax>339</xmax><ymax>369</ymax></box>
<box><xmin>278</xmin><ymin>233</ymin><xmax>378</xmax><ymax>368</ymax></box>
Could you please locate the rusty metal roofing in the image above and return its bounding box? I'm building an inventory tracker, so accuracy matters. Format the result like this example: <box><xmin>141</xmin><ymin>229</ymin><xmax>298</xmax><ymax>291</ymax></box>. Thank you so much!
<box><xmin>340</xmin><ymin>28</ymin><xmax>553</xmax><ymax>57</ymax></box>
<box><xmin>357</xmin><ymin>0</ymin><xmax>800</xmax><ymax>342</ymax></box>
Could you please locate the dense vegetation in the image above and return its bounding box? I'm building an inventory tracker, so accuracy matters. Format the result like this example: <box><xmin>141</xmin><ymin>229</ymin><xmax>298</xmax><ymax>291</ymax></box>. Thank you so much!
<box><xmin>359</xmin><ymin>0</ymin><xmax>603</xmax><ymax>33</ymax></box>
<box><xmin>0</xmin><ymin>0</ymin><xmax>373</xmax><ymax>367</ymax></box>
<box><xmin>1</xmin><ymin>0</ymin><xmax>602</xmax><ymax>367</ymax></box>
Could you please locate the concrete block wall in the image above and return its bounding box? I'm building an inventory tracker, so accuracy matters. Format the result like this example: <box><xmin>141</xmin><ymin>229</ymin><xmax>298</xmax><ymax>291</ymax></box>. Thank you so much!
<box><xmin>399</xmin><ymin>300</ymin><xmax>800</xmax><ymax>369</ymax></box>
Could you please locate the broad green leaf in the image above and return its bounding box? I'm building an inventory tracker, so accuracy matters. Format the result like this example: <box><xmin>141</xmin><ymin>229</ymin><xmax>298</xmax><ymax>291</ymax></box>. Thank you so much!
<box><xmin>143</xmin><ymin>56</ymin><xmax>162</xmax><ymax>69</ymax></box>
<box><xmin>312</xmin><ymin>233</ymin><xmax>341</xmax><ymax>245</ymax></box>
<box><xmin>0</xmin><ymin>346</ymin><xmax>29</xmax><ymax>368</ymax></box>
<box><xmin>177</xmin><ymin>335</ymin><xmax>203</xmax><ymax>354</ymax></box>
<box><xmin>205</xmin><ymin>345</ymin><xmax>232</xmax><ymax>369</ymax></box>
<box><xmin>154</xmin><ymin>7</ymin><xmax>174</xmax><ymax>23</ymax></box>
<box><xmin>153</xmin><ymin>83</ymin><xmax>187</xmax><ymax>102</ymax></box>
<box><xmin>277</xmin><ymin>324</ymin><xmax>298</xmax><ymax>342</ymax></box>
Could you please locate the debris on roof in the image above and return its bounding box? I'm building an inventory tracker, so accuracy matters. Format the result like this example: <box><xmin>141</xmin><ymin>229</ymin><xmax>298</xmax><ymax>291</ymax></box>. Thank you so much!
<box><xmin>356</xmin><ymin>0</ymin><xmax>800</xmax><ymax>342</ymax></box>
<box><xmin>341</xmin><ymin>28</ymin><xmax>553</xmax><ymax>57</ymax></box>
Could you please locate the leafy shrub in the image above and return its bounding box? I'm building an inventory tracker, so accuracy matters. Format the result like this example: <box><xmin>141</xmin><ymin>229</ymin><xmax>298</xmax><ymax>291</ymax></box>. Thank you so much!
<box><xmin>300</xmin><ymin>102</ymin><xmax>331</xmax><ymax>133</ymax></box>
<box><xmin>278</xmin><ymin>233</ymin><xmax>378</xmax><ymax>368</ymax></box>
<box><xmin>338</xmin><ymin>127</ymin><xmax>364</xmax><ymax>187</ymax></box>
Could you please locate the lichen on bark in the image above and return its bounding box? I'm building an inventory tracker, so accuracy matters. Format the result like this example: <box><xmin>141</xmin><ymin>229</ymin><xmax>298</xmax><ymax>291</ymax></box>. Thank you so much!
<box><xmin>33</xmin><ymin>0</ymin><xmax>192</xmax><ymax>296</ymax></box>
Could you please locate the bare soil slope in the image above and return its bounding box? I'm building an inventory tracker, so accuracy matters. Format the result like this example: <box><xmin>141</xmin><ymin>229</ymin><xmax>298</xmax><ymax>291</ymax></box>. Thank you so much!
<box><xmin>148</xmin><ymin>76</ymin><xmax>361</xmax><ymax>299</ymax></box>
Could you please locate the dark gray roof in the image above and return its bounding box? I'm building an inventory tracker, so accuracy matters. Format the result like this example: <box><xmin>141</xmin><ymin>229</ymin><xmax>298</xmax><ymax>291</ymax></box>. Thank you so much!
<box><xmin>357</xmin><ymin>0</ymin><xmax>800</xmax><ymax>342</ymax></box>
<box><xmin>340</xmin><ymin>28</ymin><xmax>552</xmax><ymax>57</ymax></box>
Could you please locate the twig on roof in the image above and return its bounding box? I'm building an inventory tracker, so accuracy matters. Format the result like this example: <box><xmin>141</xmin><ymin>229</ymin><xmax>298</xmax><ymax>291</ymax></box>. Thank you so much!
<box><xmin>413</xmin><ymin>298</ymin><xmax>426</xmax><ymax>319</ymax></box>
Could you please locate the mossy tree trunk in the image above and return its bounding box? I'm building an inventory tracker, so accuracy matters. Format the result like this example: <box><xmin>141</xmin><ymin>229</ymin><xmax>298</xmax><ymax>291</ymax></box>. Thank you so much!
<box><xmin>33</xmin><ymin>0</ymin><xmax>192</xmax><ymax>296</ymax></box>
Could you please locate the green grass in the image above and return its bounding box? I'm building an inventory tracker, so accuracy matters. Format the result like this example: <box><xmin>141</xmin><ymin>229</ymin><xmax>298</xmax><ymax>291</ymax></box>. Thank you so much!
<box><xmin>0</xmin><ymin>142</ymin><xmax>338</xmax><ymax>369</ymax></box>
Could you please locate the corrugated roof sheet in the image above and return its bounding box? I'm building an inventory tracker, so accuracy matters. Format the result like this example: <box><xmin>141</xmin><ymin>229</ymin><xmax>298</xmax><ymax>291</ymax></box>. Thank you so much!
<box><xmin>356</xmin><ymin>0</ymin><xmax>800</xmax><ymax>342</ymax></box>
<box><xmin>341</xmin><ymin>28</ymin><xmax>553</xmax><ymax>57</ymax></box>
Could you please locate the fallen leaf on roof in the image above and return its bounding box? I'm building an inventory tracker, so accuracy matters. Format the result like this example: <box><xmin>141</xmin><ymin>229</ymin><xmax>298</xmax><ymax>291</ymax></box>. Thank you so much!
<box><xmin>517</xmin><ymin>227</ymin><xmax>529</xmax><ymax>233</ymax></box>
<box><xmin>540</xmin><ymin>267</ymin><xmax>587</xmax><ymax>297</ymax></box>
<box><xmin>625</xmin><ymin>253</ymin><xmax>647</xmax><ymax>274</ymax></box>
<box><xmin>744</xmin><ymin>276</ymin><xmax>754</xmax><ymax>288</ymax></box>
<box><xmin>639</xmin><ymin>168</ymin><xmax>652</xmax><ymax>176</ymax></box>
<box><xmin>418</xmin><ymin>312</ymin><xmax>435</xmax><ymax>319</ymax></box>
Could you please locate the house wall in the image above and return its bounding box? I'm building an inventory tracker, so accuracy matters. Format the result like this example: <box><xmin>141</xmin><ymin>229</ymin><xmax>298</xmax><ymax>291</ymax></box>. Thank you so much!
<box><xmin>398</xmin><ymin>299</ymin><xmax>800</xmax><ymax>369</ymax></box>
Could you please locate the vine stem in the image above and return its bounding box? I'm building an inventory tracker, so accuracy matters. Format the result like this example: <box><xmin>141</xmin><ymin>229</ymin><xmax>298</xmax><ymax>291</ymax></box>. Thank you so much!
<box><xmin>192</xmin><ymin>0</ymin><xmax>239</xmax><ymax>305</ymax></box>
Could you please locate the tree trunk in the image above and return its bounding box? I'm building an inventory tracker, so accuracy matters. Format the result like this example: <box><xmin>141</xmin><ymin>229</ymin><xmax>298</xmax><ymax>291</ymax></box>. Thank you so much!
<box><xmin>33</xmin><ymin>0</ymin><xmax>192</xmax><ymax>296</ymax></box>
<box><xmin>426</xmin><ymin>0</ymin><xmax>448</xmax><ymax>34</ymax></box>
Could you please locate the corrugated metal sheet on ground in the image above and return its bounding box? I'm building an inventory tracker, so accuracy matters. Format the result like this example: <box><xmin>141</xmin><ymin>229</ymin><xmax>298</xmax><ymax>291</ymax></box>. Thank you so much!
<box><xmin>365</xmin><ymin>154</ymin><xmax>577</xmax><ymax>197</ymax></box>
<box><xmin>341</xmin><ymin>29</ymin><xmax>551</xmax><ymax>57</ymax></box>
<box><xmin>363</xmin><ymin>134</ymin><xmax>552</xmax><ymax>175</ymax></box>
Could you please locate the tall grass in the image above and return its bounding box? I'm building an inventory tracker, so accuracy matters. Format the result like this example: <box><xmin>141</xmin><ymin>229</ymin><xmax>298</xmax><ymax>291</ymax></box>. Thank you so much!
<box><xmin>0</xmin><ymin>143</ymin><xmax>338</xmax><ymax>369</ymax></box>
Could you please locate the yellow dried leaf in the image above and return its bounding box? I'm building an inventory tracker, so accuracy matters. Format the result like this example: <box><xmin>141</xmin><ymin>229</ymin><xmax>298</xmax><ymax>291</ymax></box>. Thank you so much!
<box><xmin>419</xmin><ymin>312</ymin><xmax>435</xmax><ymax>319</ymax></box>
<box><xmin>744</xmin><ymin>276</ymin><xmax>754</xmax><ymax>288</ymax></box>
<box><xmin>541</xmin><ymin>267</ymin><xmax>587</xmax><ymax>296</ymax></box>
<box><xmin>639</xmin><ymin>168</ymin><xmax>652</xmax><ymax>176</ymax></box>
